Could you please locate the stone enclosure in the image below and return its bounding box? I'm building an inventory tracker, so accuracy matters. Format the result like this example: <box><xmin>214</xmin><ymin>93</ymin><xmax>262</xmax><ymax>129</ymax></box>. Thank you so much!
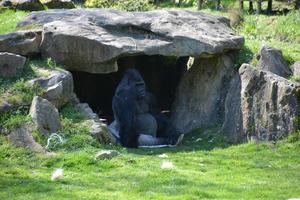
<box><xmin>1</xmin><ymin>8</ymin><xmax>299</xmax><ymax>148</ymax></box>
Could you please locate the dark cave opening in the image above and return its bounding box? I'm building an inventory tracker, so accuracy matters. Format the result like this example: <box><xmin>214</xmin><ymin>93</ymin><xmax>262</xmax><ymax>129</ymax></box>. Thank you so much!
<box><xmin>71</xmin><ymin>55</ymin><xmax>189</xmax><ymax>122</ymax></box>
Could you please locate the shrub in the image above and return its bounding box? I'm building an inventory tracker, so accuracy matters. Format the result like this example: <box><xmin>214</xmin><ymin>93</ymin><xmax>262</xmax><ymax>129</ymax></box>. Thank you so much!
<box><xmin>85</xmin><ymin>0</ymin><xmax>153</xmax><ymax>11</ymax></box>
<box><xmin>85</xmin><ymin>0</ymin><xmax>114</xmax><ymax>8</ymax></box>
<box><xmin>115</xmin><ymin>0</ymin><xmax>152</xmax><ymax>11</ymax></box>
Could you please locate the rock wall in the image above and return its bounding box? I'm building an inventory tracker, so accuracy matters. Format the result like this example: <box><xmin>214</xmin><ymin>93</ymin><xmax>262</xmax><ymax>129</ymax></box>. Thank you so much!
<box><xmin>171</xmin><ymin>54</ymin><xmax>236</xmax><ymax>134</ymax></box>
<box><xmin>172</xmin><ymin>51</ymin><xmax>300</xmax><ymax>143</ymax></box>
<box><xmin>238</xmin><ymin>64</ymin><xmax>299</xmax><ymax>141</ymax></box>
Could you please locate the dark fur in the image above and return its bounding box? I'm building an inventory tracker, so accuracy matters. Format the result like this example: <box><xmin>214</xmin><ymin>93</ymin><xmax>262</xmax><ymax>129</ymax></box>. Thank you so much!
<box><xmin>112</xmin><ymin>69</ymin><xmax>179</xmax><ymax>148</ymax></box>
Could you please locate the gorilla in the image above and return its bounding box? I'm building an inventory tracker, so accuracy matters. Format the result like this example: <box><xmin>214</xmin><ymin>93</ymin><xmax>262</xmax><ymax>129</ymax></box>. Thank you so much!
<box><xmin>109</xmin><ymin>69</ymin><xmax>183</xmax><ymax>148</ymax></box>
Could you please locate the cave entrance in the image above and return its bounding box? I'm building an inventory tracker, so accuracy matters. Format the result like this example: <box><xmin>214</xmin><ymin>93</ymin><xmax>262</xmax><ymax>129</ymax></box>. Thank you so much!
<box><xmin>71</xmin><ymin>55</ymin><xmax>189</xmax><ymax>123</ymax></box>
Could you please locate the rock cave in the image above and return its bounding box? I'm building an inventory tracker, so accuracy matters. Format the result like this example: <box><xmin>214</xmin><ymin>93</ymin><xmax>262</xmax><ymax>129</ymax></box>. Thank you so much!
<box><xmin>1</xmin><ymin>8</ymin><xmax>297</xmax><ymax>144</ymax></box>
<box><xmin>71</xmin><ymin>55</ymin><xmax>189</xmax><ymax>122</ymax></box>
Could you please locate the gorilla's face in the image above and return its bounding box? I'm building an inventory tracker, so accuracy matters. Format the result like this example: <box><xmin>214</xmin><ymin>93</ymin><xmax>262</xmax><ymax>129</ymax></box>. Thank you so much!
<box><xmin>126</xmin><ymin>69</ymin><xmax>146</xmax><ymax>99</ymax></box>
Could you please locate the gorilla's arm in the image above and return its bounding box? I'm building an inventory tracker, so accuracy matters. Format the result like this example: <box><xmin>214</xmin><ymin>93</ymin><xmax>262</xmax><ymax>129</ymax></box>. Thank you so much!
<box><xmin>146</xmin><ymin>92</ymin><xmax>179</xmax><ymax>139</ymax></box>
<box><xmin>112</xmin><ymin>89</ymin><xmax>138</xmax><ymax>148</ymax></box>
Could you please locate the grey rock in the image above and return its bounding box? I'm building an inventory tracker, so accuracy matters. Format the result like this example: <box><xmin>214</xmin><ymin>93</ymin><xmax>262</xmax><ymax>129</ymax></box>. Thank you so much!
<box><xmin>0</xmin><ymin>0</ymin><xmax>44</xmax><ymax>11</ymax></box>
<box><xmin>219</xmin><ymin>73</ymin><xmax>244</xmax><ymax>143</ymax></box>
<box><xmin>6</xmin><ymin>125</ymin><xmax>44</xmax><ymax>152</ymax></box>
<box><xmin>17</xmin><ymin>9</ymin><xmax>244</xmax><ymax>73</ymax></box>
<box><xmin>238</xmin><ymin>64</ymin><xmax>299</xmax><ymax>141</ymax></box>
<box><xmin>0</xmin><ymin>30</ymin><xmax>42</xmax><ymax>57</ymax></box>
<box><xmin>171</xmin><ymin>54</ymin><xmax>236</xmax><ymax>133</ymax></box>
<box><xmin>76</xmin><ymin>103</ymin><xmax>116</xmax><ymax>144</ymax></box>
<box><xmin>0</xmin><ymin>52</ymin><xmax>26</xmax><ymax>77</ymax></box>
<box><xmin>0</xmin><ymin>101</ymin><xmax>14</xmax><ymax>113</ymax></box>
<box><xmin>43</xmin><ymin>0</ymin><xmax>75</xmax><ymax>9</ymax></box>
<box><xmin>29</xmin><ymin>96</ymin><xmax>61</xmax><ymax>135</ymax></box>
<box><xmin>256</xmin><ymin>45</ymin><xmax>292</xmax><ymax>78</ymax></box>
<box><xmin>95</xmin><ymin>150</ymin><xmax>119</xmax><ymax>160</ymax></box>
<box><xmin>292</xmin><ymin>61</ymin><xmax>300</xmax><ymax>78</ymax></box>
<box><xmin>27</xmin><ymin>69</ymin><xmax>74</xmax><ymax>108</ymax></box>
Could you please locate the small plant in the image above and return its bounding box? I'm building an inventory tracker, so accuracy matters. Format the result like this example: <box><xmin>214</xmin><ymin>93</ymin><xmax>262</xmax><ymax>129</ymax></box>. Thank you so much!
<box><xmin>85</xmin><ymin>0</ymin><xmax>153</xmax><ymax>11</ymax></box>
<box><xmin>289</xmin><ymin>75</ymin><xmax>300</xmax><ymax>82</ymax></box>
<box><xmin>85</xmin><ymin>0</ymin><xmax>114</xmax><ymax>8</ymax></box>
<box><xmin>5</xmin><ymin>79</ymin><xmax>45</xmax><ymax>105</ymax></box>
<box><xmin>46</xmin><ymin>57</ymin><xmax>58</xmax><ymax>69</ymax></box>
<box><xmin>0</xmin><ymin>108</ymin><xmax>31</xmax><ymax>130</ymax></box>
<box><xmin>115</xmin><ymin>0</ymin><xmax>153</xmax><ymax>11</ymax></box>
<box><xmin>286</xmin><ymin>131</ymin><xmax>300</xmax><ymax>143</ymax></box>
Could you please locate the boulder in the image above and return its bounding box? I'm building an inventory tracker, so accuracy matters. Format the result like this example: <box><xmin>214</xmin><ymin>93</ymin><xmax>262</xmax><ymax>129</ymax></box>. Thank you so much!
<box><xmin>76</xmin><ymin>103</ymin><xmax>116</xmax><ymax>144</ymax></box>
<box><xmin>222</xmin><ymin>64</ymin><xmax>299</xmax><ymax>142</ymax></box>
<box><xmin>171</xmin><ymin>54</ymin><xmax>236</xmax><ymax>133</ymax></box>
<box><xmin>219</xmin><ymin>73</ymin><xmax>243</xmax><ymax>143</ymax></box>
<box><xmin>27</xmin><ymin>69</ymin><xmax>74</xmax><ymax>108</ymax></box>
<box><xmin>0</xmin><ymin>30</ymin><xmax>42</xmax><ymax>57</ymax></box>
<box><xmin>0</xmin><ymin>0</ymin><xmax>44</xmax><ymax>11</ymax></box>
<box><xmin>6</xmin><ymin>125</ymin><xmax>44</xmax><ymax>152</ymax></box>
<box><xmin>17</xmin><ymin>9</ymin><xmax>244</xmax><ymax>73</ymax></box>
<box><xmin>256</xmin><ymin>45</ymin><xmax>292</xmax><ymax>78</ymax></box>
<box><xmin>43</xmin><ymin>0</ymin><xmax>75</xmax><ymax>9</ymax></box>
<box><xmin>292</xmin><ymin>61</ymin><xmax>300</xmax><ymax>78</ymax></box>
<box><xmin>95</xmin><ymin>150</ymin><xmax>119</xmax><ymax>160</ymax></box>
<box><xmin>0</xmin><ymin>101</ymin><xmax>14</xmax><ymax>113</ymax></box>
<box><xmin>0</xmin><ymin>52</ymin><xmax>26</xmax><ymax>77</ymax></box>
<box><xmin>29</xmin><ymin>96</ymin><xmax>61</xmax><ymax>135</ymax></box>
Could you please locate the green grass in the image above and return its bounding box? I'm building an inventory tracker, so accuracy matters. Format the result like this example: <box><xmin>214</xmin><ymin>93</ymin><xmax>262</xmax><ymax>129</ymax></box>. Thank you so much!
<box><xmin>0</xmin><ymin>58</ymin><xmax>61</xmax><ymax>130</ymax></box>
<box><xmin>0</xmin><ymin>126</ymin><xmax>299</xmax><ymax>199</ymax></box>
<box><xmin>0</xmin><ymin>58</ymin><xmax>57</xmax><ymax>107</ymax></box>
<box><xmin>0</xmin><ymin>9</ymin><xmax>28</xmax><ymax>34</ymax></box>
<box><xmin>235</xmin><ymin>11</ymin><xmax>300</xmax><ymax>67</ymax></box>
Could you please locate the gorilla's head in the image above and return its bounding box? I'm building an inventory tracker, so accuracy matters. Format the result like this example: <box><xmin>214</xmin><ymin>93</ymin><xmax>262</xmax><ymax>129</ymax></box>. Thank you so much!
<box><xmin>117</xmin><ymin>69</ymin><xmax>146</xmax><ymax>99</ymax></box>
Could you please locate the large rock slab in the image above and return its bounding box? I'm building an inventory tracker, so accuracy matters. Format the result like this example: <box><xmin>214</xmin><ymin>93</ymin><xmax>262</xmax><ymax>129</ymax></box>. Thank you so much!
<box><xmin>171</xmin><ymin>54</ymin><xmax>236</xmax><ymax>133</ymax></box>
<box><xmin>29</xmin><ymin>96</ymin><xmax>61</xmax><ymax>135</ymax></box>
<box><xmin>17</xmin><ymin>9</ymin><xmax>244</xmax><ymax>73</ymax></box>
<box><xmin>0</xmin><ymin>0</ymin><xmax>44</xmax><ymax>11</ymax></box>
<box><xmin>256</xmin><ymin>45</ymin><xmax>292</xmax><ymax>78</ymax></box>
<box><xmin>0</xmin><ymin>30</ymin><xmax>42</xmax><ymax>57</ymax></box>
<box><xmin>222</xmin><ymin>64</ymin><xmax>299</xmax><ymax>142</ymax></box>
<box><xmin>0</xmin><ymin>52</ymin><xmax>26</xmax><ymax>77</ymax></box>
<box><xmin>240</xmin><ymin>64</ymin><xmax>299</xmax><ymax>140</ymax></box>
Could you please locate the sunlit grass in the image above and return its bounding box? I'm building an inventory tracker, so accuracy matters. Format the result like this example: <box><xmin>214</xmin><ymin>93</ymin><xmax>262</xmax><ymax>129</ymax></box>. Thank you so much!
<box><xmin>0</xmin><ymin>9</ymin><xmax>28</xmax><ymax>34</ymax></box>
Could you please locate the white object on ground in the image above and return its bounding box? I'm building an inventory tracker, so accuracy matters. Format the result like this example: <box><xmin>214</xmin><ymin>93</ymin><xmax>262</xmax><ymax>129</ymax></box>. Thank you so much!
<box><xmin>95</xmin><ymin>150</ymin><xmax>119</xmax><ymax>160</ymax></box>
<box><xmin>46</xmin><ymin>133</ymin><xmax>64</xmax><ymax>149</ymax></box>
<box><xmin>158</xmin><ymin>154</ymin><xmax>168</xmax><ymax>158</ymax></box>
<box><xmin>161</xmin><ymin>161</ymin><xmax>175</xmax><ymax>169</ymax></box>
<box><xmin>51</xmin><ymin>168</ymin><xmax>64</xmax><ymax>181</ymax></box>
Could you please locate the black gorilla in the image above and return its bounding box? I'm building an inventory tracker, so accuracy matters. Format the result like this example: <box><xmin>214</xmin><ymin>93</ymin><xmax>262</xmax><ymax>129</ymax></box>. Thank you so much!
<box><xmin>110</xmin><ymin>69</ymin><xmax>181</xmax><ymax>148</ymax></box>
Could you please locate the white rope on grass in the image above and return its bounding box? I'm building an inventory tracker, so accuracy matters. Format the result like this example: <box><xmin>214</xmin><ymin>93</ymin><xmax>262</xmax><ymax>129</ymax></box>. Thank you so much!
<box><xmin>46</xmin><ymin>133</ymin><xmax>64</xmax><ymax>149</ymax></box>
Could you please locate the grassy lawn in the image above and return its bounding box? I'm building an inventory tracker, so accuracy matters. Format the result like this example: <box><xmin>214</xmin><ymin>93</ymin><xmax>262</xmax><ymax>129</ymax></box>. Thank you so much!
<box><xmin>0</xmin><ymin>9</ymin><xmax>28</xmax><ymax>34</ymax></box>
<box><xmin>1</xmin><ymin>5</ymin><xmax>300</xmax><ymax>200</ymax></box>
<box><xmin>1</xmin><ymin>124</ymin><xmax>300</xmax><ymax>199</ymax></box>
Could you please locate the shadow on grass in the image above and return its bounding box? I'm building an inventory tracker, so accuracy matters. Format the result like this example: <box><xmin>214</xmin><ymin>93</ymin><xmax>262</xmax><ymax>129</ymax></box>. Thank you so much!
<box><xmin>127</xmin><ymin>127</ymin><xmax>232</xmax><ymax>156</ymax></box>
